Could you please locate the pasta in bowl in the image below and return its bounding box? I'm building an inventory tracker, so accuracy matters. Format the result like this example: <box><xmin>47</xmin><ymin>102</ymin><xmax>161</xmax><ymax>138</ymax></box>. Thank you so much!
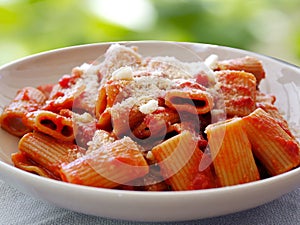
<box><xmin>0</xmin><ymin>41</ymin><xmax>299</xmax><ymax>221</ymax></box>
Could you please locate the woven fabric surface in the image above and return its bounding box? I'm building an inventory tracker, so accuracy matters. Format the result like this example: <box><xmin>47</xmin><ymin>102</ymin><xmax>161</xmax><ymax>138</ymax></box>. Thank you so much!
<box><xmin>0</xmin><ymin>179</ymin><xmax>299</xmax><ymax>225</ymax></box>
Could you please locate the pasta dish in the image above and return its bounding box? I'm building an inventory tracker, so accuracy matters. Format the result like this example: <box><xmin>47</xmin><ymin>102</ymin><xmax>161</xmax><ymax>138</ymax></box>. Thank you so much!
<box><xmin>0</xmin><ymin>44</ymin><xmax>299</xmax><ymax>191</ymax></box>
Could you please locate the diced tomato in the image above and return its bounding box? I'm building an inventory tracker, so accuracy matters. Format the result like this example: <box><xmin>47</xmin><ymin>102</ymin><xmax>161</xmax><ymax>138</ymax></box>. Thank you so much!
<box><xmin>59</xmin><ymin>75</ymin><xmax>72</xmax><ymax>88</ymax></box>
<box><xmin>59</xmin><ymin>73</ymin><xmax>80</xmax><ymax>88</ymax></box>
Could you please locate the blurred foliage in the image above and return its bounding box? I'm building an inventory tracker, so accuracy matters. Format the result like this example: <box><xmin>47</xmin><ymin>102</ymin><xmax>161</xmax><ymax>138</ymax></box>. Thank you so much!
<box><xmin>0</xmin><ymin>0</ymin><xmax>300</xmax><ymax>65</ymax></box>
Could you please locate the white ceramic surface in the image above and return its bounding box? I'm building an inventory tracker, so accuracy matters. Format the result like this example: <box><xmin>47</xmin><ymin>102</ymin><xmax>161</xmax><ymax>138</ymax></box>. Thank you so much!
<box><xmin>0</xmin><ymin>41</ymin><xmax>299</xmax><ymax>222</ymax></box>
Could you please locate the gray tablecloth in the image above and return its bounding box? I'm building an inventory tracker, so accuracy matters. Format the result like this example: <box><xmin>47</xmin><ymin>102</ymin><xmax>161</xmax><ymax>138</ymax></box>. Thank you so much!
<box><xmin>0</xmin><ymin>179</ymin><xmax>299</xmax><ymax>225</ymax></box>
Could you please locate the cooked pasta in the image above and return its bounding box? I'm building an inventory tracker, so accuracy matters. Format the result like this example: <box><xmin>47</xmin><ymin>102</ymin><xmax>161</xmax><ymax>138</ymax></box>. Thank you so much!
<box><xmin>242</xmin><ymin>108</ymin><xmax>300</xmax><ymax>175</ymax></box>
<box><xmin>0</xmin><ymin>87</ymin><xmax>46</xmax><ymax>136</ymax></box>
<box><xmin>205</xmin><ymin>118</ymin><xmax>260</xmax><ymax>187</ymax></box>
<box><xmin>215</xmin><ymin>70</ymin><xmax>257</xmax><ymax>117</ymax></box>
<box><xmin>216</xmin><ymin>56</ymin><xmax>265</xmax><ymax>86</ymax></box>
<box><xmin>60</xmin><ymin>136</ymin><xmax>149</xmax><ymax>188</ymax></box>
<box><xmin>0</xmin><ymin>43</ymin><xmax>299</xmax><ymax>191</ymax></box>
<box><xmin>23</xmin><ymin>110</ymin><xmax>74</xmax><ymax>142</ymax></box>
<box><xmin>164</xmin><ymin>89</ymin><xmax>213</xmax><ymax>115</ymax></box>
<box><xmin>151</xmin><ymin>131</ymin><xmax>216</xmax><ymax>190</ymax></box>
<box><xmin>18</xmin><ymin>132</ymin><xmax>82</xmax><ymax>178</ymax></box>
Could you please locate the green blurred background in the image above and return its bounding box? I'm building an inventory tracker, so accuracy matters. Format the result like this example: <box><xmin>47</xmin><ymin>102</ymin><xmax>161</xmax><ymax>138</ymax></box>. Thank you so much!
<box><xmin>1</xmin><ymin>0</ymin><xmax>300</xmax><ymax>66</ymax></box>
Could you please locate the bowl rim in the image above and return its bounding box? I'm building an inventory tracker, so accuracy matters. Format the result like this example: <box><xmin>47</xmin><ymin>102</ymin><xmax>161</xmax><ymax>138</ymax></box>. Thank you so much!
<box><xmin>1</xmin><ymin>40</ymin><xmax>299</xmax><ymax>70</ymax></box>
<box><xmin>1</xmin><ymin>157</ymin><xmax>300</xmax><ymax>196</ymax></box>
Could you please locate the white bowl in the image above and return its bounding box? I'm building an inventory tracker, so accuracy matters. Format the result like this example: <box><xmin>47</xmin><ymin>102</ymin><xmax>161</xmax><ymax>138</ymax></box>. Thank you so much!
<box><xmin>0</xmin><ymin>41</ymin><xmax>299</xmax><ymax>222</ymax></box>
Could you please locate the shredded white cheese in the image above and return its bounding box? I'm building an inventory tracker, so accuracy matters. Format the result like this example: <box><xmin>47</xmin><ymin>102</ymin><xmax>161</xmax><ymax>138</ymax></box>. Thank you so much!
<box><xmin>110</xmin><ymin>74</ymin><xmax>174</xmax><ymax>114</ymax></box>
<box><xmin>87</xmin><ymin>130</ymin><xmax>115</xmax><ymax>153</ymax></box>
<box><xmin>146</xmin><ymin>151</ymin><xmax>155</xmax><ymax>161</ymax></box>
<box><xmin>112</xmin><ymin>66</ymin><xmax>134</xmax><ymax>81</ymax></box>
<box><xmin>139</xmin><ymin>99</ymin><xmax>159</xmax><ymax>114</ymax></box>
<box><xmin>204</xmin><ymin>54</ymin><xmax>219</xmax><ymax>70</ymax></box>
<box><xmin>72</xmin><ymin>112</ymin><xmax>94</xmax><ymax>123</ymax></box>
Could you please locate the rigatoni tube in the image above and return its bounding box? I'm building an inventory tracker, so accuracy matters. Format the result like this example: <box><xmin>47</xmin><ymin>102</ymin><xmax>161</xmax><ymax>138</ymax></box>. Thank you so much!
<box><xmin>60</xmin><ymin>136</ymin><xmax>149</xmax><ymax>188</ymax></box>
<box><xmin>18</xmin><ymin>132</ymin><xmax>81</xmax><ymax>177</ymax></box>
<box><xmin>151</xmin><ymin>131</ymin><xmax>216</xmax><ymax>191</ymax></box>
<box><xmin>205</xmin><ymin>118</ymin><xmax>260</xmax><ymax>187</ymax></box>
<box><xmin>242</xmin><ymin>108</ymin><xmax>300</xmax><ymax>176</ymax></box>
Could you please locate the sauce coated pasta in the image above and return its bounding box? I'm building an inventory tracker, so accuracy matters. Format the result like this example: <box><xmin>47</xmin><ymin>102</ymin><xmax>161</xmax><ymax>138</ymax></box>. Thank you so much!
<box><xmin>1</xmin><ymin>44</ymin><xmax>299</xmax><ymax>191</ymax></box>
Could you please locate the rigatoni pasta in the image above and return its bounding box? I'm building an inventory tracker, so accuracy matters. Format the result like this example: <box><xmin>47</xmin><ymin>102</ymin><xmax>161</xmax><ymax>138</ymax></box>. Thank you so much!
<box><xmin>216</xmin><ymin>56</ymin><xmax>265</xmax><ymax>86</ymax></box>
<box><xmin>0</xmin><ymin>87</ymin><xmax>46</xmax><ymax>136</ymax></box>
<box><xmin>151</xmin><ymin>131</ymin><xmax>216</xmax><ymax>190</ymax></box>
<box><xmin>242</xmin><ymin>108</ymin><xmax>300</xmax><ymax>176</ymax></box>
<box><xmin>17</xmin><ymin>132</ymin><xmax>82</xmax><ymax>178</ymax></box>
<box><xmin>205</xmin><ymin>118</ymin><xmax>260</xmax><ymax>187</ymax></box>
<box><xmin>0</xmin><ymin>43</ymin><xmax>299</xmax><ymax>191</ymax></box>
<box><xmin>164</xmin><ymin>88</ymin><xmax>213</xmax><ymax>115</ymax></box>
<box><xmin>60</xmin><ymin>136</ymin><xmax>149</xmax><ymax>188</ymax></box>
<box><xmin>23</xmin><ymin>110</ymin><xmax>74</xmax><ymax>142</ymax></box>
<box><xmin>215</xmin><ymin>70</ymin><xmax>257</xmax><ymax>117</ymax></box>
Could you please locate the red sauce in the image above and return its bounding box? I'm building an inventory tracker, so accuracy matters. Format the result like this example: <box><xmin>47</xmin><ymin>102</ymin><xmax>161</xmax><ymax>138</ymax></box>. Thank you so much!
<box><xmin>232</xmin><ymin>97</ymin><xmax>255</xmax><ymax>107</ymax></box>
<box><xmin>276</xmin><ymin>136</ymin><xmax>300</xmax><ymax>159</ymax></box>
<box><xmin>190</xmin><ymin>171</ymin><xmax>216</xmax><ymax>190</ymax></box>
<box><xmin>59</xmin><ymin>73</ymin><xmax>80</xmax><ymax>88</ymax></box>
<box><xmin>15</xmin><ymin>88</ymin><xmax>31</xmax><ymax>101</ymax></box>
<box><xmin>175</xmin><ymin>79</ymin><xmax>206</xmax><ymax>90</ymax></box>
<box><xmin>195</xmin><ymin>72</ymin><xmax>209</xmax><ymax>87</ymax></box>
<box><xmin>59</xmin><ymin>75</ymin><xmax>73</xmax><ymax>88</ymax></box>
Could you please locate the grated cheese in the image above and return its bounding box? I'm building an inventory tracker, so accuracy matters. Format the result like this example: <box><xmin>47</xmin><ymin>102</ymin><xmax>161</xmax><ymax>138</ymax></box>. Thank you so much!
<box><xmin>71</xmin><ymin>63</ymin><xmax>100</xmax><ymax>112</ymax></box>
<box><xmin>111</xmin><ymin>66</ymin><xmax>134</xmax><ymax>81</ymax></box>
<box><xmin>146</xmin><ymin>151</ymin><xmax>155</xmax><ymax>161</ymax></box>
<box><xmin>72</xmin><ymin>112</ymin><xmax>94</xmax><ymax>123</ymax></box>
<box><xmin>204</xmin><ymin>54</ymin><xmax>219</xmax><ymax>70</ymax></box>
<box><xmin>110</xmin><ymin>74</ymin><xmax>174</xmax><ymax>113</ymax></box>
<box><xmin>139</xmin><ymin>99</ymin><xmax>159</xmax><ymax>114</ymax></box>
<box><xmin>87</xmin><ymin>130</ymin><xmax>115</xmax><ymax>153</ymax></box>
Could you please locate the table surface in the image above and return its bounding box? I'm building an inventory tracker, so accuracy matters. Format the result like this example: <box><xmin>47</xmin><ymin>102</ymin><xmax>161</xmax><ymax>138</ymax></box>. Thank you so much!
<box><xmin>1</xmin><ymin>179</ymin><xmax>299</xmax><ymax>225</ymax></box>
